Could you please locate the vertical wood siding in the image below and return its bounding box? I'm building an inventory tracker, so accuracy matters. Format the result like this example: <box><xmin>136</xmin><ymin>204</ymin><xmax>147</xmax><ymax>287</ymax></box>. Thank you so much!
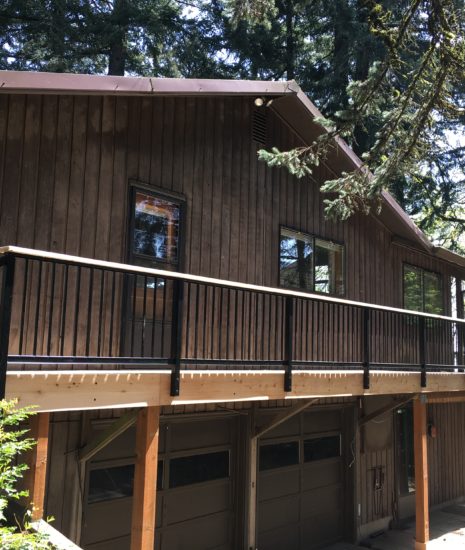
<box><xmin>1</xmin><ymin>94</ymin><xmax>462</xmax><ymax>304</ymax></box>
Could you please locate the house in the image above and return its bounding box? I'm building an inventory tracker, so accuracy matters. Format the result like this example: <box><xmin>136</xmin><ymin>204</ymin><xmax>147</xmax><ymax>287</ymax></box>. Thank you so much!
<box><xmin>1</xmin><ymin>70</ymin><xmax>465</xmax><ymax>550</ymax></box>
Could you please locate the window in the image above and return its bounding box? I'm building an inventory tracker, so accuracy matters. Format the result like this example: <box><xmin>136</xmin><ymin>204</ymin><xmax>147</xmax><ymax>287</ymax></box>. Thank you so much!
<box><xmin>132</xmin><ymin>189</ymin><xmax>181</xmax><ymax>268</ymax></box>
<box><xmin>303</xmin><ymin>435</ymin><xmax>341</xmax><ymax>462</ymax></box>
<box><xmin>88</xmin><ymin>461</ymin><xmax>163</xmax><ymax>504</ymax></box>
<box><xmin>403</xmin><ymin>265</ymin><xmax>443</xmax><ymax>314</ymax></box>
<box><xmin>169</xmin><ymin>451</ymin><xmax>229</xmax><ymax>488</ymax></box>
<box><xmin>259</xmin><ymin>441</ymin><xmax>299</xmax><ymax>471</ymax></box>
<box><xmin>280</xmin><ymin>228</ymin><xmax>344</xmax><ymax>295</ymax></box>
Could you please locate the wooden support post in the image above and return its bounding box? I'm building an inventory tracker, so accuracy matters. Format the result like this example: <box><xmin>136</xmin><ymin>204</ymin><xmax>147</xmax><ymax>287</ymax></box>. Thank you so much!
<box><xmin>130</xmin><ymin>406</ymin><xmax>160</xmax><ymax>550</ymax></box>
<box><xmin>24</xmin><ymin>412</ymin><xmax>50</xmax><ymax>521</ymax></box>
<box><xmin>414</xmin><ymin>397</ymin><xmax>429</xmax><ymax>550</ymax></box>
<box><xmin>247</xmin><ymin>436</ymin><xmax>258</xmax><ymax>550</ymax></box>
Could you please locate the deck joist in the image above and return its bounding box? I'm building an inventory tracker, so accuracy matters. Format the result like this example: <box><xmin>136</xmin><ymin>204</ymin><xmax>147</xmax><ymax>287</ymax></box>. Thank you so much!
<box><xmin>6</xmin><ymin>369</ymin><xmax>465</xmax><ymax>412</ymax></box>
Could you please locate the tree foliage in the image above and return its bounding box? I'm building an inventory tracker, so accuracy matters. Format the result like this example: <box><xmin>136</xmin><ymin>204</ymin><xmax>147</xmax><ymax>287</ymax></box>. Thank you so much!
<box><xmin>0</xmin><ymin>400</ymin><xmax>51</xmax><ymax>549</ymax></box>
<box><xmin>1</xmin><ymin>0</ymin><xmax>465</xmax><ymax>248</ymax></box>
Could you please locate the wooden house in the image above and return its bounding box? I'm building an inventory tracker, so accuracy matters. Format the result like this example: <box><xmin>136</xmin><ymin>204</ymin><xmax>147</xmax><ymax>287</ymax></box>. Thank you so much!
<box><xmin>1</xmin><ymin>70</ymin><xmax>465</xmax><ymax>550</ymax></box>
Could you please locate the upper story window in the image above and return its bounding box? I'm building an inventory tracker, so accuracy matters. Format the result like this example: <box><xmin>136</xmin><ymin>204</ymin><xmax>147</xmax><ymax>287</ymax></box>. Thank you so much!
<box><xmin>279</xmin><ymin>227</ymin><xmax>344</xmax><ymax>296</ymax></box>
<box><xmin>131</xmin><ymin>189</ymin><xmax>182</xmax><ymax>269</ymax></box>
<box><xmin>403</xmin><ymin>264</ymin><xmax>443</xmax><ymax>314</ymax></box>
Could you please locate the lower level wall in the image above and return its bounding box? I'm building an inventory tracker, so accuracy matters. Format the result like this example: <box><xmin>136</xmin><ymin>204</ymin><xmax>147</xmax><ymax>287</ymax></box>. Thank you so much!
<box><xmin>43</xmin><ymin>397</ymin><xmax>465</xmax><ymax>548</ymax></box>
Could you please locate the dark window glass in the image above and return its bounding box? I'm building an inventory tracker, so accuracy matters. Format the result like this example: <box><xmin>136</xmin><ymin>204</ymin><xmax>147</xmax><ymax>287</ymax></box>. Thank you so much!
<box><xmin>88</xmin><ymin>464</ymin><xmax>135</xmax><ymax>504</ymax></box>
<box><xmin>303</xmin><ymin>435</ymin><xmax>341</xmax><ymax>462</ymax></box>
<box><xmin>280</xmin><ymin>228</ymin><xmax>344</xmax><ymax>296</ymax></box>
<box><xmin>88</xmin><ymin>461</ymin><xmax>163</xmax><ymax>504</ymax></box>
<box><xmin>280</xmin><ymin>229</ymin><xmax>313</xmax><ymax>291</ymax></box>
<box><xmin>259</xmin><ymin>441</ymin><xmax>299</xmax><ymax>471</ymax></box>
<box><xmin>403</xmin><ymin>265</ymin><xmax>443</xmax><ymax>314</ymax></box>
<box><xmin>133</xmin><ymin>191</ymin><xmax>180</xmax><ymax>266</ymax></box>
<box><xmin>169</xmin><ymin>451</ymin><xmax>229</xmax><ymax>488</ymax></box>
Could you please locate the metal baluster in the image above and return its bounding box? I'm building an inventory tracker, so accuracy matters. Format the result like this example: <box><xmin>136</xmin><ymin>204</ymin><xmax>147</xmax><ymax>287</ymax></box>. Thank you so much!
<box><xmin>284</xmin><ymin>296</ymin><xmax>294</xmax><ymax>392</ymax></box>
<box><xmin>0</xmin><ymin>254</ymin><xmax>16</xmax><ymax>398</ymax></box>
<box><xmin>170</xmin><ymin>279</ymin><xmax>184</xmax><ymax>396</ymax></box>
<box><xmin>419</xmin><ymin>315</ymin><xmax>427</xmax><ymax>387</ymax></box>
<box><xmin>363</xmin><ymin>308</ymin><xmax>370</xmax><ymax>390</ymax></box>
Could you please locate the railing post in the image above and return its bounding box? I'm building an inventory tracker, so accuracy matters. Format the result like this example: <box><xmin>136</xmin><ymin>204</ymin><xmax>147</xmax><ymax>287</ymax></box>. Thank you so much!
<box><xmin>419</xmin><ymin>316</ymin><xmax>427</xmax><ymax>388</ymax></box>
<box><xmin>284</xmin><ymin>297</ymin><xmax>293</xmax><ymax>392</ymax></box>
<box><xmin>170</xmin><ymin>279</ymin><xmax>184</xmax><ymax>397</ymax></box>
<box><xmin>0</xmin><ymin>254</ymin><xmax>15</xmax><ymax>399</ymax></box>
<box><xmin>363</xmin><ymin>308</ymin><xmax>370</xmax><ymax>390</ymax></box>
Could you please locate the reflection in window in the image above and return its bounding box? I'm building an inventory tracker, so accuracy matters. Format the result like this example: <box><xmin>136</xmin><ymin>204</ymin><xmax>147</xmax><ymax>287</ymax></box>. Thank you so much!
<box><xmin>279</xmin><ymin>228</ymin><xmax>344</xmax><ymax>296</ymax></box>
<box><xmin>304</xmin><ymin>435</ymin><xmax>341</xmax><ymax>462</ymax></box>
<box><xmin>88</xmin><ymin>464</ymin><xmax>134</xmax><ymax>504</ymax></box>
<box><xmin>88</xmin><ymin>461</ymin><xmax>163</xmax><ymax>504</ymax></box>
<box><xmin>403</xmin><ymin>265</ymin><xmax>442</xmax><ymax>314</ymax></box>
<box><xmin>259</xmin><ymin>441</ymin><xmax>299</xmax><ymax>471</ymax></box>
<box><xmin>315</xmin><ymin>239</ymin><xmax>344</xmax><ymax>295</ymax></box>
<box><xmin>133</xmin><ymin>191</ymin><xmax>180</xmax><ymax>266</ymax></box>
<box><xmin>280</xmin><ymin>229</ymin><xmax>313</xmax><ymax>291</ymax></box>
<box><xmin>169</xmin><ymin>451</ymin><xmax>229</xmax><ymax>488</ymax></box>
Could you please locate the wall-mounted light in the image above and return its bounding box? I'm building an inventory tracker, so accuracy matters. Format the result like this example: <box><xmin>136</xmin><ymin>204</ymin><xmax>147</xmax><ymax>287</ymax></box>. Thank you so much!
<box><xmin>254</xmin><ymin>97</ymin><xmax>264</xmax><ymax>107</ymax></box>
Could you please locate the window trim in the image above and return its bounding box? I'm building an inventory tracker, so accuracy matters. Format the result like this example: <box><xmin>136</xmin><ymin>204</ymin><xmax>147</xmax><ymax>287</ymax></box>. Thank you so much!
<box><xmin>128</xmin><ymin>181</ymin><xmax>186</xmax><ymax>271</ymax></box>
<box><xmin>402</xmin><ymin>263</ymin><xmax>443</xmax><ymax>314</ymax></box>
<box><xmin>279</xmin><ymin>225</ymin><xmax>345</xmax><ymax>297</ymax></box>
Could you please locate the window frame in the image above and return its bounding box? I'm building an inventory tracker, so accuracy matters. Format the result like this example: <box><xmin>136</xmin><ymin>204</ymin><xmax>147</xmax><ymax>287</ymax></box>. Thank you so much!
<box><xmin>279</xmin><ymin>225</ymin><xmax>345</xmax><ymax>297</ymax></box>
<box><xmin>128</xmin><ymin>182</ymin><xmax>186</xmax><ymax>271</ymax></box>
<box><xmin>402</xmin><ymin>263</ymin><xmax>443</xmax><ymax>314</ymax></box>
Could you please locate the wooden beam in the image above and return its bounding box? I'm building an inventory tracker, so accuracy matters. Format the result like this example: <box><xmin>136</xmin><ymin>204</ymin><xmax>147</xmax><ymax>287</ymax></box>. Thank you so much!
<box><xmin>414</xmin><ymin>397</ymin><xmax>429</xmax><ymax>550</ymax></box>
<box><xmin>427</xmin><ymin>390</ymin><xmax>465</xmax><ymax>403</ymax></box>
<box><xmin>24</xmin><ymin>413</ymin><xmax>50</xmax><ymax>521</ymax></box>
<box><xmin>79</xmin><ymin>411</ymin><xmax>137</xmax><ymax>462</ymax></box>
<box><xmin>255</xmin><ymin>398</ymin><xmax>319</xmax><ymax>437</ymax></box>
<box><xmin>8</xmin><ymin>369</ymin><xmax>465</xmax><ymax>413</ymax></box>
<box><xmin>130</xmin><ymin>406</ymin><xmax>160</xmax><ymax>550</ymax></box>
<box><xmin>359</xmin><ymin>395</ymin><xmax>415</xmax><ymax>426</ymax></box>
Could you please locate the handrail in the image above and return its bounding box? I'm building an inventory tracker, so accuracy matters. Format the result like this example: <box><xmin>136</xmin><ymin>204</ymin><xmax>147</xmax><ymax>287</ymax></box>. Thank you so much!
<box><xmin>0</xmin><ymin>245</ymin><xmax>463</xmax><ymax>324</ymax></box>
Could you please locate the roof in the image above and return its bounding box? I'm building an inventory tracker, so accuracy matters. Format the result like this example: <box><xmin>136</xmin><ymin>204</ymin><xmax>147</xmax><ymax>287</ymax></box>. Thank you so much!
<box><xmin>1</xmin><ymin>70</ymin><xmax>464</xmax><ymax>269</ymax></box>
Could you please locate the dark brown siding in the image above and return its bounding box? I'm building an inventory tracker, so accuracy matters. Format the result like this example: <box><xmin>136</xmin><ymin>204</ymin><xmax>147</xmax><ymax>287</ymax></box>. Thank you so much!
<box><xmin>428</xmin><ymin>402</ymin><xmax>465</xmax><ymax>507</ymax></box>
<box><xmin>1</xmin><ymin>94</ymin><xmax>462</xmax><ymax>307</ymax></box>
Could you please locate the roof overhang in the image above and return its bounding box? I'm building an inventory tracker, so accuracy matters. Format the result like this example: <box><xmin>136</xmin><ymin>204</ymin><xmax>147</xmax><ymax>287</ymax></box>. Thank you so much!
<box><xmin>0</xmin><ymin>70</ymin><xmax>460</xmax><ymax>264</ymax></box>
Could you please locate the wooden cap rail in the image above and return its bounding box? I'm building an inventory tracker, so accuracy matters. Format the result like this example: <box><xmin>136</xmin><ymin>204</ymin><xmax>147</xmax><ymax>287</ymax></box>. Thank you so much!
<box><xmin>0</xmin><ymin>246</ymin><xmax>462</xmax><ymax>323</ymax></box>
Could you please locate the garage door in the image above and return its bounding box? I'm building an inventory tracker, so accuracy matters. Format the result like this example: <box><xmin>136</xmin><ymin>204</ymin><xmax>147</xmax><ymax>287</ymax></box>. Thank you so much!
<box><xmin>81</xmin><ymin>415</ymin><xmax>238</xmax><ymax>550</ymax></box>
<box><xmin>258</xmin><ymin>408</ymin><xmax>345</xmax><ymax>550</ymax></box>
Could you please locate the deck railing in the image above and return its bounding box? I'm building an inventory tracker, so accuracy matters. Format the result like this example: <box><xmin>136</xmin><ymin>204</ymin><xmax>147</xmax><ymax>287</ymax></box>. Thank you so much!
<box><xmin>0</xmin><ymin>246</ymin><xmax>464</xmax><ymax>398</ymax></box>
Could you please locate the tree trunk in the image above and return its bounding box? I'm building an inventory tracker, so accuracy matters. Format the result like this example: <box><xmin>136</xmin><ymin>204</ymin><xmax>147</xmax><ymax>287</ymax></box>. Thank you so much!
<box><xmin>285</xmin><ymin>0</ymin><xmax>295</xmax><ymax>80</ymax></box>
<box><xmin>108</xmin><ymin>0</ymin><xmax>128</xmax><ymax>76</ymax></box>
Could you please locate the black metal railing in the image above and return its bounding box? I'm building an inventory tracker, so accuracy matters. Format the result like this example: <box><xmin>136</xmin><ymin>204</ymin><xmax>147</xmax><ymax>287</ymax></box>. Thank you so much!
<box><xmin>0</xmin><ymin>246</ymin><xmax>464</xmax><ymax>398</ymax></box>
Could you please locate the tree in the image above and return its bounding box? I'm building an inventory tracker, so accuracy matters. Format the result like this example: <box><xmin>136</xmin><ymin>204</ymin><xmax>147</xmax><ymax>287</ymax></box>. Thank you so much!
<box><xmin>0</xmin><ymin>400</ymin><xmax>50</xmax><ymax>549</ymax></box>
<box><xmin>240</xmin><ymin>0</ymin><xmax>465</xmax><ymax>250</ymax></box>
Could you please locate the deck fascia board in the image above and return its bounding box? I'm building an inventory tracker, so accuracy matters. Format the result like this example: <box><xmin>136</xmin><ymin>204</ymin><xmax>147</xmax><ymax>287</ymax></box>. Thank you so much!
<box><xmin>6</xmin><ymin>369</ymin><xmax>465</xmax><ymax>412</ymax></box>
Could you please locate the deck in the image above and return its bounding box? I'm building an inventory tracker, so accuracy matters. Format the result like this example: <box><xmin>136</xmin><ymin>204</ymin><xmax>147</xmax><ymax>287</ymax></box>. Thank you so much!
<box><xmin>1</xmin><ymin>246</ymin><xmax>465</xmax><ymax>411</ymax></box>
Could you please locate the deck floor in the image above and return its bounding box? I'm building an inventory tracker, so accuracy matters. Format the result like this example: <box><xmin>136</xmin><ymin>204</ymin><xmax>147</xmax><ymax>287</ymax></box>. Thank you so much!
<box><xmin>324</xmin><ymin>503</ymin><xmax>465</xmax><ymax>549</ymax></box>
